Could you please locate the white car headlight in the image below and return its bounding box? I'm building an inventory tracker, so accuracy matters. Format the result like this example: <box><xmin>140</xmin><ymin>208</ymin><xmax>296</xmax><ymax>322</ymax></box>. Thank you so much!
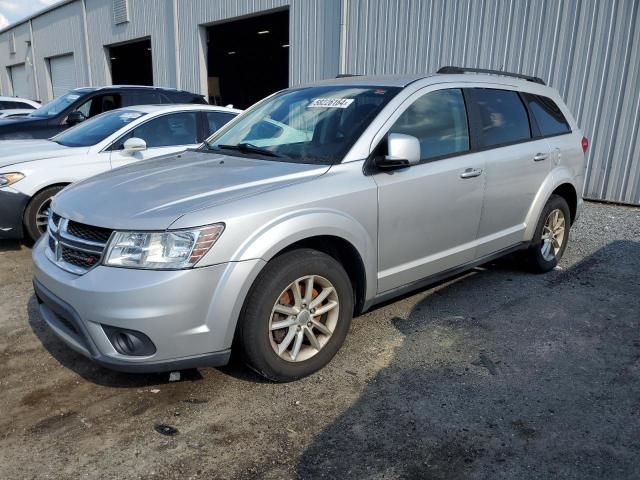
<box><xmin>0</xmin><ymin>172</ymin><xmax>25</xmax><ymax>187</ymax></box>
<box><xmin>104</xmin><ymin>224</ymin><xmax>224</xmax><ymax>269</ymax></box>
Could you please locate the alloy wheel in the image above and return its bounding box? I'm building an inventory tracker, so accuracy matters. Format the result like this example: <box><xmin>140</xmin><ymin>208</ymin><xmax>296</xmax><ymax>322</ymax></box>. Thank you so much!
<box><xmin>269</xmin><ymin>275</ymin><xmax>339</xmax><ymax>362</ymax></box>
<box><xmin>540</xmin><ymin>208</ymin><xmax>566</xmax><ymax>261</ymax></box>
<box><xmin>35</xmin><ymin>197</ymin><xmax>53</xmax><ymax>235</ymax></box>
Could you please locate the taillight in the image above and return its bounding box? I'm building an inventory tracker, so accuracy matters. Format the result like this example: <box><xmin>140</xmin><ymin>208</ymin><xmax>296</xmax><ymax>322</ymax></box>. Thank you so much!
<box><xmin>581</xmin><ymin>136</ymin><xmax>589</xmax><ymax>153</ymax></box>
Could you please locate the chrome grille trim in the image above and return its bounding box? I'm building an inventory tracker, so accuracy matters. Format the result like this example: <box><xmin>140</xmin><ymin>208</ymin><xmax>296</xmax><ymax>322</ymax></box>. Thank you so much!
<box><xmin>58</xmin><ymin>228</ymin><xmax>110</xmax><ymax>249</ymax></box>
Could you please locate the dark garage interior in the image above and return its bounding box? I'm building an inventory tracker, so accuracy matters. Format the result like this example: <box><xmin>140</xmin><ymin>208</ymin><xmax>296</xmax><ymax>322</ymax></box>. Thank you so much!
<box><xmin>206</xmin><ymin>9</ymin><xmax>289</xmax><ymax>109</ymax></box>
<box><xmin>109</xmin><ymin>38</ymin><xmax>153</xmax><ymax>86</ymax></box>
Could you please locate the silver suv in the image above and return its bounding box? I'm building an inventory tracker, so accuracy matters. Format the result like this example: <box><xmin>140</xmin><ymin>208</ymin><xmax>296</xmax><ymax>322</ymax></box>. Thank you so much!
<box><xmin>32</xmin><ymin>67</ymin><xmax>587</xmax><ymax>381</ymax></box>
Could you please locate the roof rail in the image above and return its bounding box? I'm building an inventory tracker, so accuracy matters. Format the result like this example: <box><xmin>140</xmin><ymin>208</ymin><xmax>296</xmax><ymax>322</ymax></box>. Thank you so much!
<box><xmin>335</xmin><ymin>73</ymin><xmax>361</xmax><ymax>78</ymax></box>
<box><xmin>437</xmin><ymin>66</ymin><xmax>545</xmax><ymax>85</ymax></box>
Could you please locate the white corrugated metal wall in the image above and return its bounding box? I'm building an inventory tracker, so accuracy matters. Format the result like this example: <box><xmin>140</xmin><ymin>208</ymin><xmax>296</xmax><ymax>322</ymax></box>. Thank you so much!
<box><xmin>31</xmin><ymin>0</ymin><xmax>88</xmax><ymax>101</ymax></box>
<box><xmin>0</xmin><ymin>21</ymin><xmax>36</xmax><ymax>99</ymax></box>
<box><xmin>342</xmin><ymin>0</ymin><xmax>640</xmax><ymax>205</ymax></box>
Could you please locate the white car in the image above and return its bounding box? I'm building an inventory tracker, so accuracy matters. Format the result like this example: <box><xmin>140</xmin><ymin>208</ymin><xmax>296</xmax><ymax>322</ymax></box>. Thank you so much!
<box><xmin>0</xmin><ymin>96</ymin><xmax>40</xmax><ymax>118</ymax></box>
<box><xmin>0</xmin><ymin>104</ymin><xmax>240</xmax><ymax>241</ymax></box>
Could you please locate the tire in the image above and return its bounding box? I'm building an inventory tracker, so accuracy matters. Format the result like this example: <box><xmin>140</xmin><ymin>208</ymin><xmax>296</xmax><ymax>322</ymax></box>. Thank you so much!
<box><xmin>23</xmin><ymin>185</ymin><xmax>65</xmax><ymax>242</ymax></box>
<box><xmin>522</xmin><ymin>194</ymin><xmax>571</xmax><ymax>273</ymax></box>
<box><xmin>237</xmin><ymin>248</ymin><xmax>354</xmax><ymax>382</ymax></box>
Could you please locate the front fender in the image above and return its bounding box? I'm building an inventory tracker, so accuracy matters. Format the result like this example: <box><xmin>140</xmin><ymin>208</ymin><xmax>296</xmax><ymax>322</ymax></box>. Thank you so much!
<box><xmin>201</xmin><ymin>208</ymin><xmax>378</xmax><ymax>302</ymax></box>
<box><xmin>523</xmin><ymin>167</ymin><xmax>577</xmax><ymax>240</ymax></box>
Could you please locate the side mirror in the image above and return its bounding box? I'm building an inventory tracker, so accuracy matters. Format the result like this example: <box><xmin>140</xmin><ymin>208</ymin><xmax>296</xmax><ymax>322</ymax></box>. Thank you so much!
<box><xmin>66</xmin><ymin>110</ymin><xmax>86</xmax><ymax>126</ymax></box>
<box><xmin>376</xmin><ymin>133</ymin><xmax>421</xmax><ymax>170</ymax></box>
<box><xmin>123</xmin><ymin>137</ymin><xmax>147</xmax><ymax>154</ymax></box>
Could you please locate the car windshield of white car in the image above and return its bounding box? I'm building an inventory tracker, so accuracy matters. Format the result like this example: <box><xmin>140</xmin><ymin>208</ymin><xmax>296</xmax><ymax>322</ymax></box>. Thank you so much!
<box><xmin>53</xmin><ymin>109</ymin><xmax>147</xmax><ymax>147</ymax></box>
<box><xmin>206</xmin><ymin>86</ymin><xmax>401</xmax><ymax>164</ymax></box>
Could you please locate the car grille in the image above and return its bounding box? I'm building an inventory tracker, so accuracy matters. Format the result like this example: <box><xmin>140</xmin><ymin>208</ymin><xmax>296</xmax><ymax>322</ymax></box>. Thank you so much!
<box><xmin>45</xmin><ymin>213</ymin><xmax>113</xmax><ymax>275</ymax></box>
<box><xmin>67</xmin><ymin>220</ymin><xmax>113</xmax><ymax>243</ymax></box>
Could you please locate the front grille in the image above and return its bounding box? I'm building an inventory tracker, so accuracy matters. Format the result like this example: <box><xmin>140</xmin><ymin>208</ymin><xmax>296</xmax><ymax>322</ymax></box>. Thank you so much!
<box><xmin>60</xmin><ymin>245</ymin><xmax>101</xmax><ymax>269</ymax></box>
<box><xmin>46</xmin><ymin>214</ymin><xmax>111</xmax><ymax>275</ymax></box>
<box><xmin>66</xmin><ymin>220</ymin><xmax>113</xmax><ymax>243</ymax></box>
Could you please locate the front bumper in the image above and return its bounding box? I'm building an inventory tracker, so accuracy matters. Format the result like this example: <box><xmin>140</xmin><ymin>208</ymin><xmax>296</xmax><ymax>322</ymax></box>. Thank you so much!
<box><xmin>32</xmin><ymin>236</ymin><xmax>265</xmax><ymax>373</ymax></box>
<box><xmin>0</xmin><ymin>187</ymin><xmax>29</xmax><ymax>239</ymax></box>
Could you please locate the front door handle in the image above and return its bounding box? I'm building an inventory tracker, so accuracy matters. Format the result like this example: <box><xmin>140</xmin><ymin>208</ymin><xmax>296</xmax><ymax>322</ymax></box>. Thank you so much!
<box><xmin>533</xmin><ymin>152</ymin><xmax>549</xmax><ymax>162</ymax></box>
<box><xmin>460</xmin><ymin>167</ymin><xmax>483</xmax><ymax>179</ymax></box>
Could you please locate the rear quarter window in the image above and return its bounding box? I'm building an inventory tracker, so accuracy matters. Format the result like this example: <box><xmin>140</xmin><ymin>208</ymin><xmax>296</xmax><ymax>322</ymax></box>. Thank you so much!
<box><xmin>468</xmin><ymin>88</ymin><xmax>531</xmax><ymax>148</ymax></box>
<box><xmin>163</xmin><ymin>92</ymin><xmax>207</xmax><ymax>104</ymax></box>
<box><xmin>522</xmin><ymin>93</ymin><xmax>571</xmax><ymax>137</ymax></box>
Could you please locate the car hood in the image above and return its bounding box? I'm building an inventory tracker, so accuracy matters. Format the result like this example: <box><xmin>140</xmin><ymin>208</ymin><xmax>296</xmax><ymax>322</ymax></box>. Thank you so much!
<box><xmin>0</xmin><ymin>115</ymin><xmax>41</xmax><ymax>126</ymax></box>
<box><xmin>0</xmin><ymin>140</ymin><xmax>83</xmax><ymax>168</ymax></box>
<box><xmin>53</xmin><ymin>151</ymin><xmax>331</xmax><ymax>230</ymax></box>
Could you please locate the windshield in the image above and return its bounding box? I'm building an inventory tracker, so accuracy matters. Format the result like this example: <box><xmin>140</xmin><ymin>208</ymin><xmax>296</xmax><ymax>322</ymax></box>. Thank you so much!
<box><xmin>53</xmin><ymin>109</ymin><xmax>146</xmax><ymax>147</ymax></box>
<box><xmin>207</xmin><ymin>85</ymin><xmax>400</xmax><ymax>164</ymax></box>
<box><xmin>30</xmin><ymin>91</ymin><xmax>85</xmax><ymax>118</ymax></box>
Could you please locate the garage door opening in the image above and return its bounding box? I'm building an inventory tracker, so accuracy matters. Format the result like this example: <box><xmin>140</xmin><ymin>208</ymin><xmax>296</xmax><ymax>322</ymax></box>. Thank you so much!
<box><xmin>9</xmin><ymin>63</ymin><xmax>31</xmax><ymax>99</ymax></box>
<box><xmin>109</xmin><ymin>38</ymin><xmax>153</xmax><ymax>85</ymax></box>
<box><xmin>206</xmin><ymin>9</ymin><xmax>289</xmax><ymax>109</ymax></box>
<box><xmin>47</xmin><ymin>54</ymin><xmax>76</xmax><ymax>98</ymax></box>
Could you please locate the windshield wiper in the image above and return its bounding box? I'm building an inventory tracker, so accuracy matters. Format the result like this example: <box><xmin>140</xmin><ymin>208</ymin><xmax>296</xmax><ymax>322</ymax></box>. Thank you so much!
<box><xmin>215</xmin><ymin>143</ymin><xmax>288</xmax><ymax>158</ymax></box>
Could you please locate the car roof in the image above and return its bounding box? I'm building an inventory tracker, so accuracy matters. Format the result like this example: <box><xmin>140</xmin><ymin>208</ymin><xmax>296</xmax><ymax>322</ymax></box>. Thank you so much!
<box><xmin>301</xmin><ymin>72</ymin><xmax>557</xmax><ymax>96</ymax></box>
<box><xmin>0</xmin><ymin>95</ymin><xmax>36</xmax><ymax>102</ymax></box>
<box><xmin>116</xmin><ymin>104</ymin><xmax>242</xmax><ymax>115</ymax></box>
<box><xmin>70</xmin><ymin>85</ymin><xmax>203</xmax><ymax>95</ymax></box>
<box><xmin>305</xmin><ymin>74</ymin><xmax>433</xmax><ymax>88</ymax></box>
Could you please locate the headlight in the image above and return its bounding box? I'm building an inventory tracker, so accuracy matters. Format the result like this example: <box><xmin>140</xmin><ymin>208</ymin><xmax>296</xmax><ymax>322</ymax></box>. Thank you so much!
<box><xmin>0</xmin><ymin>172</ymin><xmax>25</xmax><ymax>187</ymax></box>
<box><xmin>104</xmin><ymin>224</ymin><xmax>224</xmax><ymax>269</ymax></box>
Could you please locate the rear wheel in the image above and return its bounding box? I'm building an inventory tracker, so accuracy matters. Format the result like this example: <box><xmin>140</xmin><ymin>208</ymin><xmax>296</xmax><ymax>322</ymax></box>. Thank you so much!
<box><xmin>237</xmin><ymin>248</ymin><xmax>353</xmax><ymax>382</ymax></box>
<box><xmin>23</xmin><ymin>185</ymin><xmax>65</xmax><ymax>242</ymax></box>
<box><xmin>522</xmin><ymin>194</ymin><xmax>571</xmax><ymax>273</ymax></box>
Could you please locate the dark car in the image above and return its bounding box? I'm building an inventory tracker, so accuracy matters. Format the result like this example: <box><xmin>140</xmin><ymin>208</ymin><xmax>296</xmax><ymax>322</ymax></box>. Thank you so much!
<box><xmin>0</xmin><ymin>86</ymin><xmax>207</xmax><ymax>140</ymax></box>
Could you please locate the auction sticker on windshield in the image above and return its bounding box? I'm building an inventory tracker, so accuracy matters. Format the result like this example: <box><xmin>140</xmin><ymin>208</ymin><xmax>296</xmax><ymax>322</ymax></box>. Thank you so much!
<box><xmin>119</xmin><ymin>112</ymin><xmax>143</xmax><ymax>120</ymax></box>
<box><xmin>308</xmin><ymin>98</ymin><xmax>354</xmax><ymax>109</ymax></box>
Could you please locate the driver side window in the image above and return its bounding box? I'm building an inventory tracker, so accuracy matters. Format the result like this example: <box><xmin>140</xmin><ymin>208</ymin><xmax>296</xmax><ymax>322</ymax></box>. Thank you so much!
<box><xmin>76</xmin><ymin>98</ymin><xmax>92</xmax><ymax>118</ymax></box>
<box><xmin>111</xmin><ymin>112</ymin><xmax>199</xmax><ymax>150</ymax></box>
<box><xmin>74</xmin><ymin>94</ymin><xmax>122</xmax><ymax>119</ymax></box>
<box><xmin>389</xmin><ymin>88</ymin><xmax>470</xmax><ymax>161</ymax></box>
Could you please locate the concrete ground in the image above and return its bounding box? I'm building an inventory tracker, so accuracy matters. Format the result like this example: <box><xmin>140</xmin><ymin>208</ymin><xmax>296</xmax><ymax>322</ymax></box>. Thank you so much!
<box><xmin>0</xmin><ymin>201</ymin><xmax>639</xmax><ymax>480</ymax></box>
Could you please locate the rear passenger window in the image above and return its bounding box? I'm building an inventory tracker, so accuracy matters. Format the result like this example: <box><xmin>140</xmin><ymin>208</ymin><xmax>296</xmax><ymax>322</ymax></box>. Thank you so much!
<box><xmin>523</xmin><ymin>94</ymin><xmax>571</xmax><ymax>137</ymax></box>
<box><xmin>469</xmin><ymin>89</ymin><xmax>530</xmax><ymax>147</ymax></box>
<box><xmin>129</xmin><ymin>91</ymin><xmax>161</xmax><ymax>105</ymax></box>
<box><xmin>389</xmin><ymin>88</ymin><xmax>469</xmax><ymax>161</ymax></box>
<box><xmin>205</xmin><ymin>112</ymin><xmax>236</xmax><ymax>135</ymax></box>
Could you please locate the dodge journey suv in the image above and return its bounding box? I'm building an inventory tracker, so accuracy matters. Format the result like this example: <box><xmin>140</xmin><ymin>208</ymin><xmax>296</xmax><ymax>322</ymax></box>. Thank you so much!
<box><xmin>32</xmin><ymin>67</ymin><xmax>587</xmax><ymax>381</ymax></box>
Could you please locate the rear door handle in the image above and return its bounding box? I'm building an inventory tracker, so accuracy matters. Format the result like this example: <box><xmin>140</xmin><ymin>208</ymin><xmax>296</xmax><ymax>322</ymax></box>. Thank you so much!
<box><xmin>533</xmin><ymin>152</ymin><xmax>549</xmax><ymax>162</ymax></box>
<box><xmin>460</xmin><ymin>167</ymin><xmax>483</xmax><ymax>179</ymax></box>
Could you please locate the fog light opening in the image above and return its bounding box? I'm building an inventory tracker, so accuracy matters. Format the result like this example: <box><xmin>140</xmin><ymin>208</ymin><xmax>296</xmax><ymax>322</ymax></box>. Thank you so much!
<box><xmin>103</xmin><ymin>325</ymin><xmax>156</xmax><ymax>356</ymax></box>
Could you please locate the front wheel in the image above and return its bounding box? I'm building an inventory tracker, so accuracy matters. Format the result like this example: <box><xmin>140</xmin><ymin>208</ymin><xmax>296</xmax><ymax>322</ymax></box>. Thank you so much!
<box><xmin>237</xmin><ymin>248</ymin><xmax>354</xmax><ymax>382</ymax></box>
<box><xmin>23</xmin><ymin>185</ymin><xmax>65</xmax><ymax>242</ymax></box>
<box><xmin>521</xmin><ymin>194</ymin><xmax>571</xmax><ymax>273</ymax></box>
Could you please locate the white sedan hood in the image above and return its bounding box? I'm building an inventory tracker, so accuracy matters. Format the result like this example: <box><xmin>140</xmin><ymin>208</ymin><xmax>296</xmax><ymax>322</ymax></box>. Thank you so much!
<box><xmin>0</xmin><ymin>140</ymin><xmax>88</xmax><ymax>169</ymax></box>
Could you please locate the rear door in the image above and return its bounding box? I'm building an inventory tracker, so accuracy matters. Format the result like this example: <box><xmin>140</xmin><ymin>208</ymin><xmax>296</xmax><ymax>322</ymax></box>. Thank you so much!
<box><xmin>109</xmin><ymin>111</ymin><xmax>201</xmax><ymax>168</ymax></box>
<box><xmin>373</xmin><ymin>87</ymin><xmax>486</xmax><ymax>292</ymax></box>
<box><xmin>465</xmin><ymin>87</ymin><xmax>552</xmax><ymax>257</ymax></box>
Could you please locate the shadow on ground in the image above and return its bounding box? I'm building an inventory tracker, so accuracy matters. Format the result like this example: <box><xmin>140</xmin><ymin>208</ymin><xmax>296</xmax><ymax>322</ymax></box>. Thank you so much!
<box><xmin>0</xmin><ymin>239</ymin><xmax>22</xmax><ymax>252</ymax></box>
<box><xmin>297</xmin><ymin>241</ymin><xmax>640</xmax><ymax>479</ymax></box>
